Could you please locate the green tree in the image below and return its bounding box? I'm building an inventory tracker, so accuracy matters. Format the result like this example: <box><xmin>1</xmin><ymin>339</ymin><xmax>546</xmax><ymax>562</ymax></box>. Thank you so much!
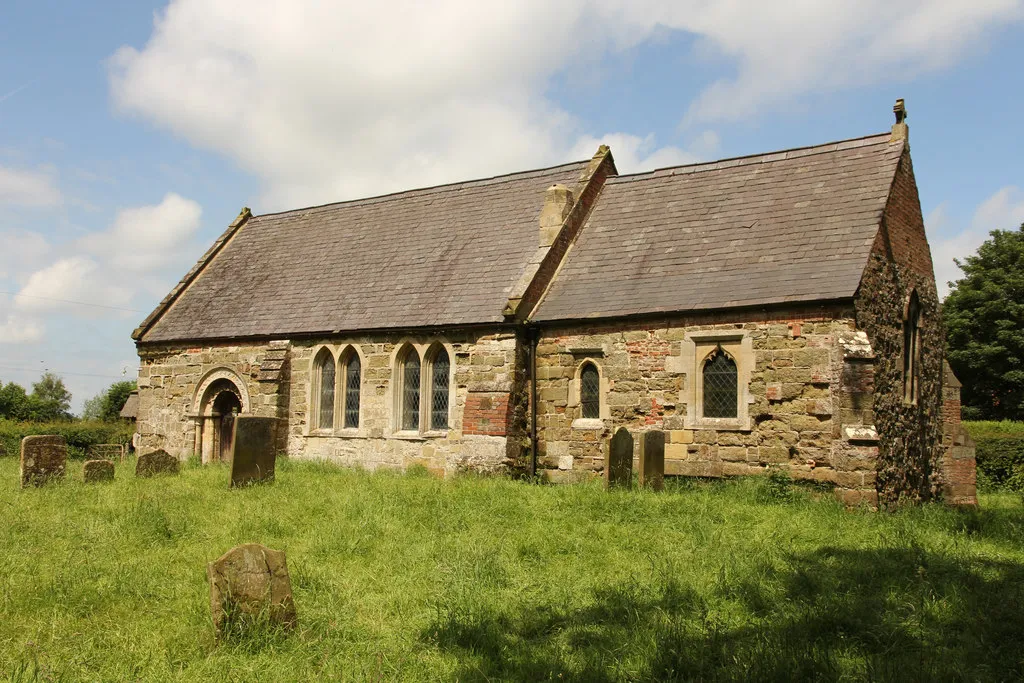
<box><xmin>28</xmin><ymin>371</ymin><xmax>73</xmax><ymax>421</ymax></box>
<box><xmin>81</xmin><ymin>393</ymin><xmax>105</xmax><ymax>421</ymax></box>
<box><xmin>944</xmin><ymin>223</ymin><xmax>1024</xmax><ymax>420</ymax></box>
<box><xmin>0</xmin><ymin>380</ymin><xmax>32</xmax><ymax>420</ymax></box>
<box><xmin>82</xmin><ymin>380</ymin><xmax>136</xmax><ymax>421</ymax></box>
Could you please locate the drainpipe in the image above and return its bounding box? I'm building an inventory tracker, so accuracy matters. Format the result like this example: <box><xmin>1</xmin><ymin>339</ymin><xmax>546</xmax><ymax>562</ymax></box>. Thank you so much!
<box><xmin>529</xmin><ymin>324</ymin><xmax>539</xmax><ymax>480</ymax></box>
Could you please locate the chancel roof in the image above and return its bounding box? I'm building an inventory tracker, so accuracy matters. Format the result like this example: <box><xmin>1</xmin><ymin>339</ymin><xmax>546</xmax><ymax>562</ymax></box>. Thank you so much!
<box><xmin>532</xmin><ymin>134</ymin><xmax>904</xmax><ymax>322</ymax></box>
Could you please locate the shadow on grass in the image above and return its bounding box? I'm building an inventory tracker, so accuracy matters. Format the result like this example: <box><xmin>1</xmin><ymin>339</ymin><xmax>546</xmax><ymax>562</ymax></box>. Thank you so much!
<box><xmin>423</xmin><ymin>546</ymin><xmax>1024</xmax><ymax>682</ymax></box>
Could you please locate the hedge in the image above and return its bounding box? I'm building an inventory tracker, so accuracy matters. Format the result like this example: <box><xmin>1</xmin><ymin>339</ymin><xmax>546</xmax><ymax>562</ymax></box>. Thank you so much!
<box><xmin>964</xmin><ymin>421</ymin><xmax>1024</xmax><ymax>491</ymax></box>
<box><xmin>0</xmin><ymin>420</ymin><xmax>135</xmax><ymax>460</ymax></box>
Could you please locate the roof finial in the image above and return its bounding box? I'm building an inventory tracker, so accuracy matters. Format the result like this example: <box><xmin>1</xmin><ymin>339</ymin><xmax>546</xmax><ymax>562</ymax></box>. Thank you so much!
<box><xmin>893</xmin><ymin>99</ymin><xmax>906</xmax><ymax>124</ymax></box>
<box><xmin>890</xmin><ymin>98</ymin><xmax>909</xmax><ymax>144</ymax></box>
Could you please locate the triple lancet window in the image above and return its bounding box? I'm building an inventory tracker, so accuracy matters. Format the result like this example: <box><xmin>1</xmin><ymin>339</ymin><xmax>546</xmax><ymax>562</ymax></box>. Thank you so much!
<box><xmin>397</xmin><ymin>344</ymin><xmax>451</xmax><ymax>433</ymax></box>
<box><xmin>312</xmin><ymin>346</ymin><xmax>362</xmax><ymax>431</ymax></box>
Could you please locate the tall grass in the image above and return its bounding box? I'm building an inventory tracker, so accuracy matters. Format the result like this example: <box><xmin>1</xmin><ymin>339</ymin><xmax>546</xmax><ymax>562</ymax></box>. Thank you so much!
<box><xmin>1</xmin><ymin>458</ymin><xmax>1022</xmax><ymax>681</ymax></box>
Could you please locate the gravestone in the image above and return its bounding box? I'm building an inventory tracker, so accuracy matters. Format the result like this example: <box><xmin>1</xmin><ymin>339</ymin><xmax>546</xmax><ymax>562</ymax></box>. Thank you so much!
<box><xmin>639</xmin><ymin>430</ymin><xmax>665</xmax><ymax>491</ymax></box>
<box><xmin>229</xmin><ymin>416</ymin><xmax>278</xmax><ymax>487</ymax></box>
<box><xmin>606</xmin><ymin>427</ymin><xmax>633</xmax><ymax>489</ymax></box>
<box><xmin>208</xmin><ymin>543</ymin><xmax>297</xmax><ymax>639</ymax></box>
<box><xmin>20</xmin><ymin>435</ymin><xmax>66</xmax><ymax>488</ymax></box>
<box><xmin>88</xmin><ymin>443</ymin><xmax>125</xmax><ymax>462</ymax></box>
<box><xmin>83</xmin><ymin>459</ymin><xmax>115</xmax><ymax>483</ymax></box>
<box><xmin>136</xmin><ymin>449</ymin><xmax>179</xmax><ymax>478</ymax></box>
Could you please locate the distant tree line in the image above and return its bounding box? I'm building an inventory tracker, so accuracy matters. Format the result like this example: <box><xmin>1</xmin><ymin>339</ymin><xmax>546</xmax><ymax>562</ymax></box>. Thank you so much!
<box><xmin>0</xmin><ymin>373</ymin><xmax>136</xmax><ymax>423</ymax></box>
<box><xmin>0</xmin><ymin>372</ymin><xmax>74</xmax><ymax>421</ymax></box>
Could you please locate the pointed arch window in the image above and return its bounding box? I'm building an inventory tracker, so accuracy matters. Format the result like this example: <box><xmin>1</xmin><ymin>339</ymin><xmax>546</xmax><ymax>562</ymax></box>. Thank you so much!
<box><xmin>580</xmin><ymin>363</ymin><xmax>600</xmax><ymax>419</ymax></box>
<box><xmin>904</xmin><ymin>291</ymin><xmax>922</xmax><ymax>404</ymax></box>
<box><xmin>314</xmin><ymin>348</ymin><xmax>336</xmax><ymax>430</ymax></box>
<box><xmin>702</xmin><ymin>346</ymin><xmax>738</xmax><ymax>418</ymax></box>
<box><xmin>341</xmin><ymin>349</ymin><xmax>361</xmax><ymax>429</ymax></box>
<box><xmin>429</xmin><ymin>346</ymin><xmax>451</xmax><ymax>430</ymax></box>
<box><xmin>400</xmin><ymin>348</ymin><xmax>421</xmax><ymax>431</ymax></box>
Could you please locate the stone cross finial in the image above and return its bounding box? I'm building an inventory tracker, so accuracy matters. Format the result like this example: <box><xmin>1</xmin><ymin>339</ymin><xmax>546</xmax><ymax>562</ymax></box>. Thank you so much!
<box><xmin>891</xmin><ymin>98</ymin><xmax>909</xmax><ymax>143</ymax></box>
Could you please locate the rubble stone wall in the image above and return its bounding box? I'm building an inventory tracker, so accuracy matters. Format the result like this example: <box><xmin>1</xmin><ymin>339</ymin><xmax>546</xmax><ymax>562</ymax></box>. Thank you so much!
<box><xmin>532</xmin><ymin>305</ymin><xmax>883</xmax><ymax>503</ymax></box>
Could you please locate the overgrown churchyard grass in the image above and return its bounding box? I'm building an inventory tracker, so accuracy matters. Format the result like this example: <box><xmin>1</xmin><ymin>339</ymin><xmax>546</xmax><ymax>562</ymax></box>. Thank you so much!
<box><xmin>1</xmin><ymin>458</ymin><xmax>1022</xmax><ymax>681</ymax></box>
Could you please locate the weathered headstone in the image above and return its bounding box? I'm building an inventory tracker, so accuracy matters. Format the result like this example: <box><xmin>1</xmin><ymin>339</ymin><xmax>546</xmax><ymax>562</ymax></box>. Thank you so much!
<box><xmin>229</xmin><ymin>416</ymin><xmax>278</xmax><ymax>487</ymax></box>
<box><xmin>639</xmin><ymin>430</ymin><xmax>665</xmax><ymax>491</ymax></box>
<box><xmin>88</xmin><ymin>443</ymin><xmax>125</xmax><ymax>462</ymax></box>
<box><xmin>135</xmin><ymin>449</ymin><xmax>180</xmax><ymax>478</ymax></box>
<box><xmin>606</xmin><ymin>427</ymin><xmax>633</xmax><ymax>489</ymax></box>
<box><xmin>20</xmin><ymin>435</ymin><xmax>66</xmax><ymax>488</ymax></box>
<box><xmin>83</xmin><ymin>459</ymin><xmax>115</xmax><ymax>483</ymax></box>
<box><xmin>208</xmin><ymin>543</ymin><xmax>297</xmax><ymax>639</ymax></box>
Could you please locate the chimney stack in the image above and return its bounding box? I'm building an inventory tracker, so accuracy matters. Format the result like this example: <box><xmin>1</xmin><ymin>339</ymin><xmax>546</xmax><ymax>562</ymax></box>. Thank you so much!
<box><xmin>891</xmin><ymin>98</ymin><xmax>908</xmax><ymax>144</ymax></box>
<box><xmin>539</xmin><ymin>184</ymin><xmax>574</xmax><ymax>247</ymax></box>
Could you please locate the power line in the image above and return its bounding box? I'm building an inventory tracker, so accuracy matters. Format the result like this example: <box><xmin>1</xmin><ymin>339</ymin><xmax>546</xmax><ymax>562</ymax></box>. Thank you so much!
<box><xmin>0</xmin><ymin>364</ymin><xmax>132</xmax><ymax>380</ymax></box>
<box><xmin>0</xmin><ymin>291</ymin><xmax>146</xmax><ymax>314</ymax></box>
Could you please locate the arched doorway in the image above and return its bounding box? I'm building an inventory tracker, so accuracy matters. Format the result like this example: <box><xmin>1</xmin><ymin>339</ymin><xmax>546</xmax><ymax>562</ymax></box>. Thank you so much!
<box><xmin>212</xmin><ymin>389</ymin><xmax>242</xmax><ymax>462</ymax></box>
<box><xmin>193</xmin><ymin>370</ymin><xmax>250</xmax><ymax>464</ymax></box>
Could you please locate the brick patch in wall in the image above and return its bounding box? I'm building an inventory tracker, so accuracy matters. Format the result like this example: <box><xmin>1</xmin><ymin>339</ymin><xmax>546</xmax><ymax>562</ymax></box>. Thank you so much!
<box><xmin>464</xmin><ymin>392</ymin><xmax>511</xmax><ymax>436</ymax></box>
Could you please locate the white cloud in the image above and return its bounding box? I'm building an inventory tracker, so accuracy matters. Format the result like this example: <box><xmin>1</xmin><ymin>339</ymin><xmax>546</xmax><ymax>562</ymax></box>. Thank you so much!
<box><xmin>80</xmin><ymin>192</ymin><xmax>202</xmax><ymax>272</ymax></box>
<box><xmin>0</xmin><ymin>165</ymin><xmax>61</xmax><ymax>206</ymax></box>
<box><xmin>928</xmin><ymin>186</ymin><xmax>1024</xmax><ymax>297</ymax></box>
<box><xmin>14</xmin><ymin>256</ymin><xmax>134</xmax><ymax>317</ymax></box>
<box><xmin>2</xmin><ymin>192</ymin><xmax>202</xmax><ymax>342</ymax></box>
<box><xmin>107</xmin><ymin>1</ymin><xmax>1020</xmax><ymax>209</ymax></box>
<box><xmin>0</xmin><ymin>313</ymin><xmax>43</xmax><ymax>344</ymax></box>
<box><xmin>674</xmin><ymin>0</ymin><xmax>1024</xmax><ymax>124</ymax></box>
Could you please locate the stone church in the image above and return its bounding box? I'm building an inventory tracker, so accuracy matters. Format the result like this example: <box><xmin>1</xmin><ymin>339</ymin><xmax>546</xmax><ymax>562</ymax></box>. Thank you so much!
<box><xmin>132</xmin><ymin>100</ymin><xmax>976</xmax><ymax>506</ymax></box>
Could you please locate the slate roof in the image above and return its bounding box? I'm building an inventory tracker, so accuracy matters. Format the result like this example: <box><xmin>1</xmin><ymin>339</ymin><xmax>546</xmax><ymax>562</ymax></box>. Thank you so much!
<box><xmin>532</xmin><ymin>133</ymin><xmax>904</xmax><ymax>322</ymax></box>
<box><xmin>139</xmin><ymin>161</ymin><xmax>590</xmax><ymax>342</ymax></box>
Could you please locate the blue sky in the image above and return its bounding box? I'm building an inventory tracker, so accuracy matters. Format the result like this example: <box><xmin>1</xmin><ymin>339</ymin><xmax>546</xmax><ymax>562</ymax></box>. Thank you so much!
<box><xmin>1</xmin><ymin>0</ymin><xmax>1023</xmax><ymax>412</ymax></box>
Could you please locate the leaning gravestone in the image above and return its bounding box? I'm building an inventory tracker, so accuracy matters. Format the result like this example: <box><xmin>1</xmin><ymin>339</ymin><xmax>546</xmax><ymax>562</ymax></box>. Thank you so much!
<box><xmin>229</xmin><ymin>416</ymin><xmax>278</xmax><ymax>487</ymax></box>
<box><xmin>208</xmin><ymin>543</ymin><xmax>297</xmax><ymax>640</ymax></box>
<box><xmin>20</xmin><ymin>435</ymin><xmax>66</xmax><ymax>488</ymax></box>
<box><xmin>83</xmin><ymin>459</ymin><xmax>115</xmax><ymax>483</ymax></box>
<box><xmin>606</xmin><ymin>427</ymin><xmax>633</xmax><ymax>489</ymax></box>
<box><xmin>639</xmin><ymin>430</ymin><xmax>666</xmax><ymax>491</ymax></box>
<box><xmin>135</xmin><ymin>449</ymin><xmax>179</xmax><ymax>478</ymax></box>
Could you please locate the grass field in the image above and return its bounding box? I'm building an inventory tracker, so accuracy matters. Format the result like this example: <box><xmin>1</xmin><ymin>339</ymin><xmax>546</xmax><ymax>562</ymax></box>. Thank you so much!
<box><xmin>1</xmin><ymin>458</ymin><xmax>1022</xmax><ymax>682</ymax></box>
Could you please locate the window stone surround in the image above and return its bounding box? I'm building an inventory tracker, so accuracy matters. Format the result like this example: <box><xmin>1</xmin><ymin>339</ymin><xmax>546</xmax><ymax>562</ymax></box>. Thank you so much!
<box><xmin>567</xmin><ymin>358</ymin><xmax>611</xmax><ymax>428</ymax></box>
<box><xmin>667</xmin><ymin>330</ymin><xmax>755</xmax><ymax>432</ymax></box>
